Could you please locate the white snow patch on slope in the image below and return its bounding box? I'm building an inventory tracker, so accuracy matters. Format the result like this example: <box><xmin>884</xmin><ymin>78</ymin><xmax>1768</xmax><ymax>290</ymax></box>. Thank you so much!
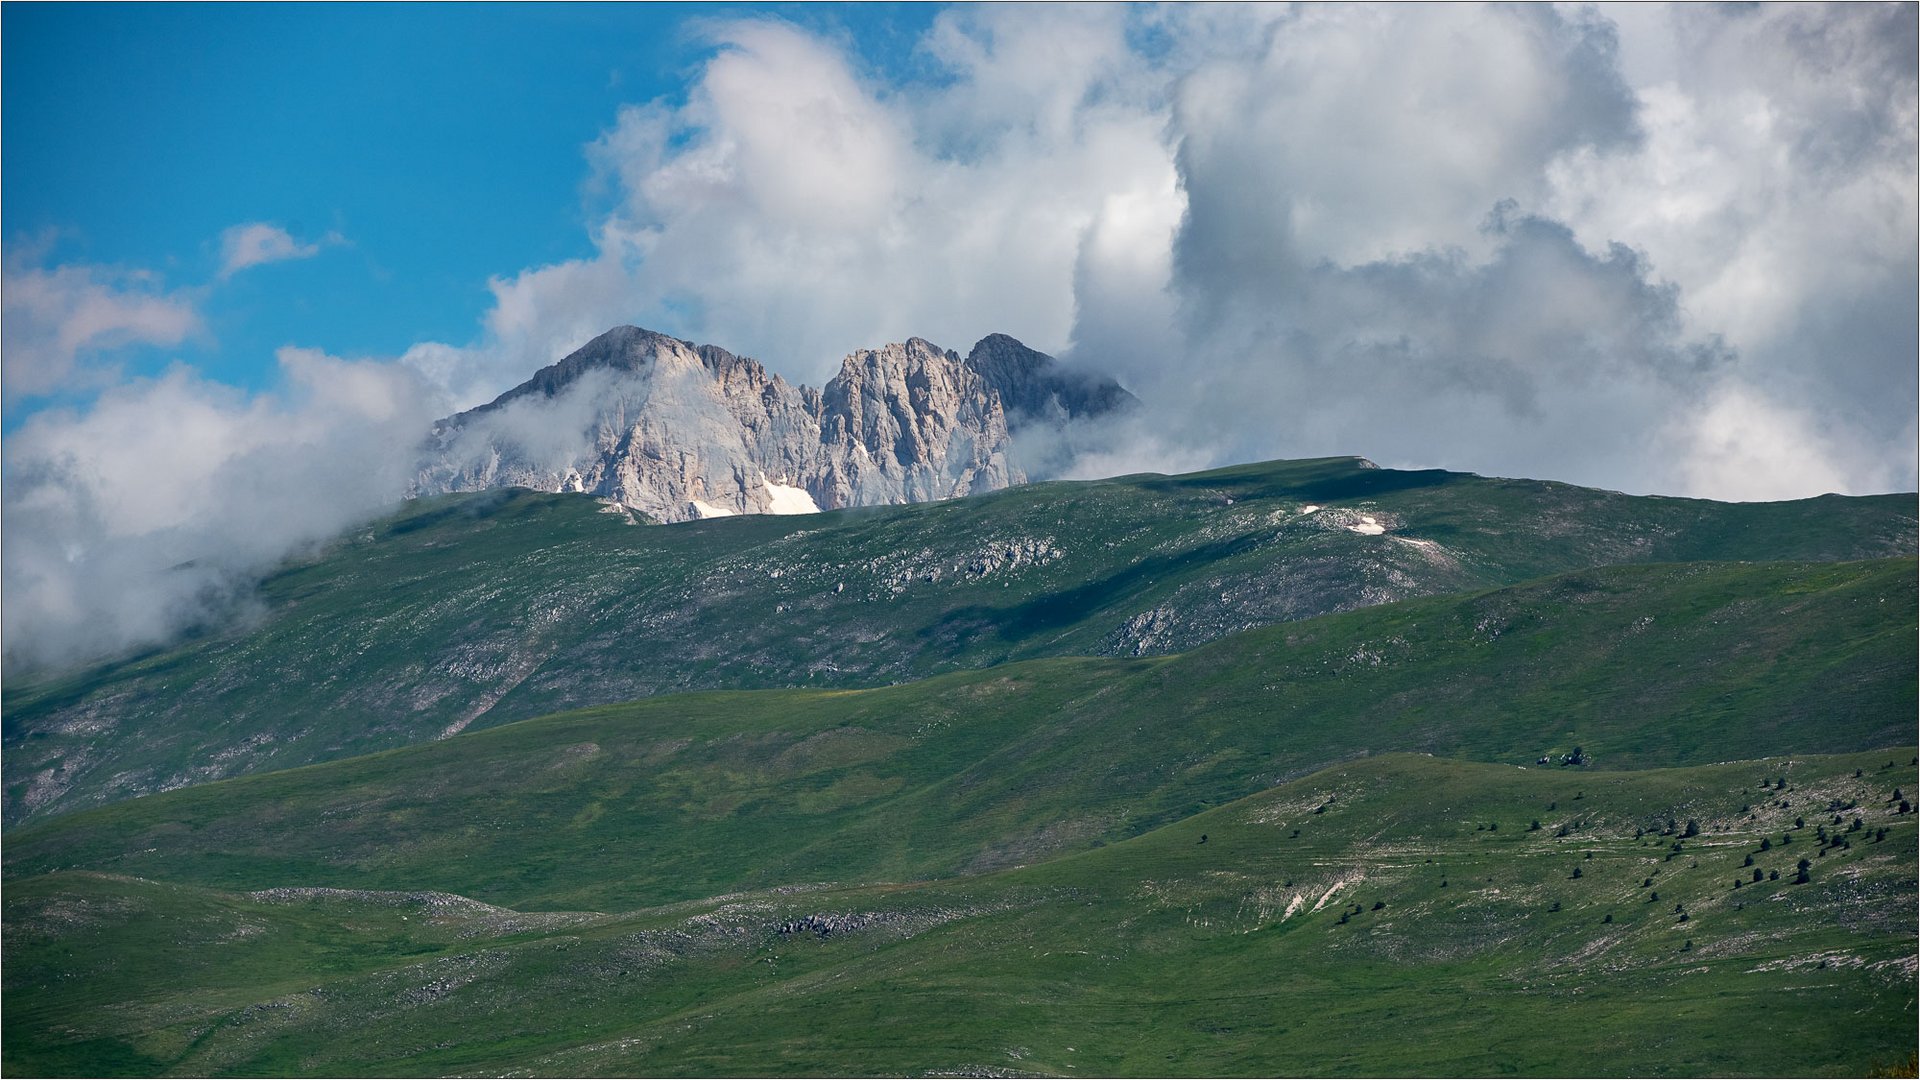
<box><xmin>690</xmin><ymin>498</ymin><xmax>737</xmax><ymax>519</ymax></box>
<box><xmin>762</xmin><ymin>477</ymin><xmax>820</xmax><ymax>515</ymax></box>
<box><xmin>1346</xmin><ymin>515</ymin><xmax>1386</xmax><ymax>536</ymax></box>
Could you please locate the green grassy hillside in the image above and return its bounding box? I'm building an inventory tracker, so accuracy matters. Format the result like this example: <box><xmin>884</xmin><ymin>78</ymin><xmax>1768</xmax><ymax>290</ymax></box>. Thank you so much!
<box><xmin>6</xmin><ymin>456</ymin><xmax>1914</xmax><ymax>824</ymax></box>
<box><xmin>7</xmin><ymin>751</ymin><xmax>1913</xmax><ymax>1077</ymax></box>
<box><xmin>8</xmin><ymin>559</ymin><xmax>1912</xmax><ymax>913</ymax></box>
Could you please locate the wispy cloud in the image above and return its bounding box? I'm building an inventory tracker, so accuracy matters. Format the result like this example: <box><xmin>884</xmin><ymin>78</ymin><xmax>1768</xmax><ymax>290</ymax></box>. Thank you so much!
<box><xmin>217</xmin><ymin>221</ymin><xmax>342</xmax><ymax>279</ymax></box>
<box><xmin>1</xmin><ymin>255</ymin><xmax>202</xmax><ymax>400</ymax></box>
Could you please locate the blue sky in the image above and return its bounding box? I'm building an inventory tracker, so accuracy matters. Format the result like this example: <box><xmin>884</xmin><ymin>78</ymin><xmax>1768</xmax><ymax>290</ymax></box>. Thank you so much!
<box><xmin>3</xmin><ymin>3</ymin><xmax>938</xmax><ymax>404</ymax></box>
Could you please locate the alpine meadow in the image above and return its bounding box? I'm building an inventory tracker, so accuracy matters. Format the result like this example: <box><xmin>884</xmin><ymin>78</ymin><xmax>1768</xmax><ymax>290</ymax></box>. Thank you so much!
<box><xmin>4</xmin><ymin>5</ymin><xmax>1917</xmax><ymax>1078</ymax></box>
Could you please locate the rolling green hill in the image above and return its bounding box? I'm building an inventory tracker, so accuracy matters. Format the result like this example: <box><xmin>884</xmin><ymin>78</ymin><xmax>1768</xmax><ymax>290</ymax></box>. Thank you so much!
<box><xmin>6</xmin><ymin>456</ymin><xmax>1914</xmax><ymax>825</ymax></box>
<box><xmin>8</xmin><ymin>558</ymin><xmax>1912</xmax><ymax>913</ymax></box>
<box><xmin>7</xmin><ymin>751</ymin><xmax>1914</xmax><ymax>1077</ymax></box>
<box><xmin>6</xmin><ymin>538</ymin><xmax>1914</xmax><ymax>1077</ymax></box>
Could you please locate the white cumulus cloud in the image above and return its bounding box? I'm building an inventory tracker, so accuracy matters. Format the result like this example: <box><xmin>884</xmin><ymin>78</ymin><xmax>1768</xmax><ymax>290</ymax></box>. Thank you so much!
<box><xmin>413</xmin><ymin>4</ymin><xmax>1911</xmax><ymax>501</ymax></box>
<box><xmin>2</xmin><ymin>347</ymin><xmax>443</xmax><ymax>671</ymax></box>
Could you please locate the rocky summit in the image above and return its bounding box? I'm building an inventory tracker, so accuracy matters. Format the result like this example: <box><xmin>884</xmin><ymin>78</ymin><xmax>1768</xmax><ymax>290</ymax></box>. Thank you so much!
<box><xmin>412</xmin><ymin>326</ymin><xmax>1135</xmax><ymax>522</ymax></box>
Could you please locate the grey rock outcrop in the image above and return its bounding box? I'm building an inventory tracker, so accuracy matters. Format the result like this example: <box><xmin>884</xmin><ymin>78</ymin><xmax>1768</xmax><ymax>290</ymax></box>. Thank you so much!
<box><xmin>963</xmin><ymin>332</ymin><xmax>1138</xmax><ymax>429</ymax></box>
<box><xmin>412</xmin><ymin>326</ymin><xmax>1133</xmax><ymax>522</ymax></box>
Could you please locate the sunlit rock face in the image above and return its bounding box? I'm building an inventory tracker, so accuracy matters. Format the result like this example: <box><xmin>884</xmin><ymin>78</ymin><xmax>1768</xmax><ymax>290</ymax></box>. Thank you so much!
<box><xmin>413</xmin><ymin>325</ymin><xmax>1135</xmax><ymax>521</ymax></box>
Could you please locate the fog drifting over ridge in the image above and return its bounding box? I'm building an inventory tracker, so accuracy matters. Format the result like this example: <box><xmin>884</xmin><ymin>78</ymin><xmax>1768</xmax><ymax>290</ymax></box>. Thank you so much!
<box><xmin>4</xmin><ymin>3</ymin><xmax>1916</xmax><ymax>673</ymax></box>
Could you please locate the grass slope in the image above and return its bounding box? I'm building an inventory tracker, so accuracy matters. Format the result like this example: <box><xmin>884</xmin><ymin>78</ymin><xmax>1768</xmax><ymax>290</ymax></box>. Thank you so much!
<box><xmin>7</xmin><ymin>559</ymin><xmax>1912</xmax><ymax>913</ymax></box>
<box><xmin>7</xmin><ymin>751</ymin><xmax>1914</xmax><ymax>1077</ymax></box>
<box><xmin>7</xmin><ymin>456</ymin><xmax>1915</xmax><ymax>825</ymax></box>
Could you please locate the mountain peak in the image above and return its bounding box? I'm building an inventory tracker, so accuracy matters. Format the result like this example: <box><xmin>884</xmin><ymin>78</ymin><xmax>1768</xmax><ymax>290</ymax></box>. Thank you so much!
<box><xmin>416</xmin><ymin>326</ymin><xmax>1135</xmax><ymax>522</ymax></box>
<box><xmin>964</xmin><ymin>332</ymin><xmax>1138</xmax><ymax>426</ymax></box>
<box><xmin>562</xmin><ymin>324</ymin><xmax>686</xmax><ymax>367</ymax></box>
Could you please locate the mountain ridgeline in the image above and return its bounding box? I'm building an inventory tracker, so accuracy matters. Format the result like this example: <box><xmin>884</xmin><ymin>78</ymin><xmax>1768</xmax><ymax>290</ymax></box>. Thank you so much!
<box><xmin>412</xmin><ymin>326</ymin><xmax>1137</xmax><ymax>523</ymax></box>
<box><xmin>5</xmin><ymin>455</ymin><xmax>1914</xmax><ymax>826</ymax></box>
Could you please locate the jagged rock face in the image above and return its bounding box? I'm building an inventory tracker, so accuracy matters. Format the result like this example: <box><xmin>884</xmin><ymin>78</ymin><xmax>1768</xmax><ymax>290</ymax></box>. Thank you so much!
<box><xmin>416</xmin><ymin>327</ymin><xmax>825</xmax><ymax>522</ymax></box>
<box><xmin>815</xmin><ymin>338</ymin><xmax>1015</xmax><ymax>509</ymax></box>
<box><xmin>413</xmin><ymin>326</ymin><xmax>1131</xmax><ymax>522</ymax></box>
<box><xmin>963</xmin><ymin>332</ymin><xmax>1138</xmax><ymax>428</ymax></box>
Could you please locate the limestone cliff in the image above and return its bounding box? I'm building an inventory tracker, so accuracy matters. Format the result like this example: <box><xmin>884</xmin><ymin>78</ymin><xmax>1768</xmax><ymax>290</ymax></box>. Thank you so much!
<box><xmin>413</xmin><ymin>326</ymin><xmax>1134</xmax><ymax>521</ymax></box>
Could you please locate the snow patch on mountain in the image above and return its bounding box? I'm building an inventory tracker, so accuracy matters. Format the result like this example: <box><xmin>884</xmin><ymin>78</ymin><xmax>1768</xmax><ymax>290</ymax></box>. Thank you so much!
<box><xmin>763</xmin><ymin>478</ymin><xmax>820</xmax><ymax>515</ymax></box>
